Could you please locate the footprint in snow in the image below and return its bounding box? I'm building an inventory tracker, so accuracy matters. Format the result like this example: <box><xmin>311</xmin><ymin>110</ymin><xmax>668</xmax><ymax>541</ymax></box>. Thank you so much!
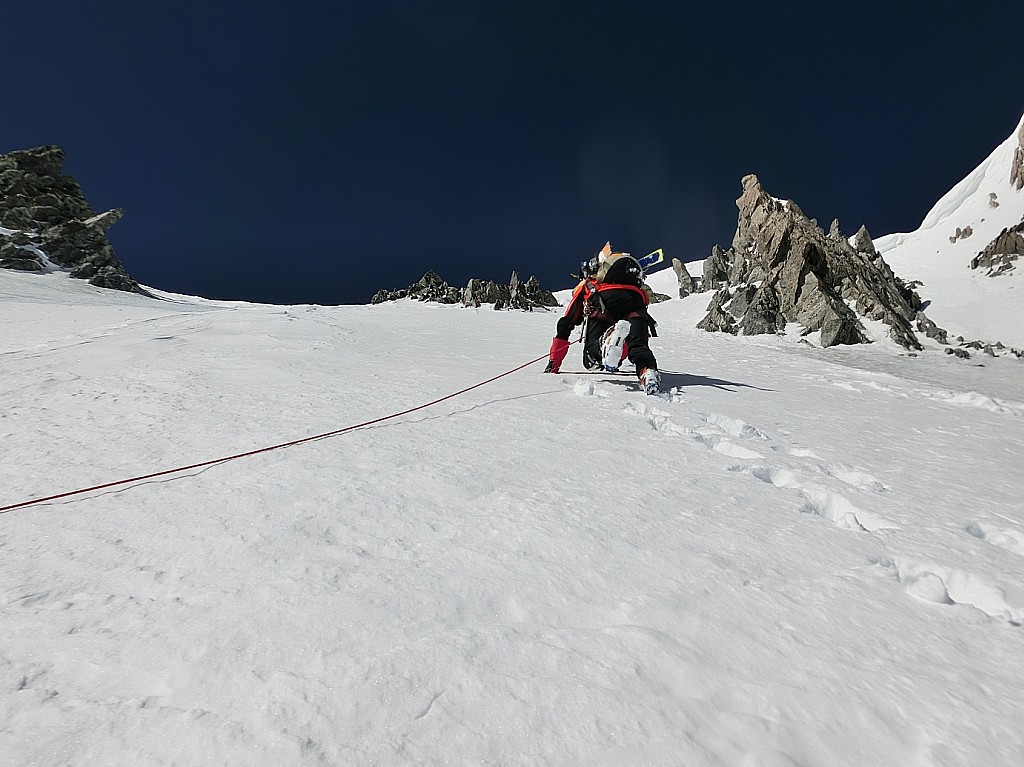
<box><xmin>623</xmin><ymin>401</ymin><xmax>688</xmax><ymax>437</ymax></box>
<box><xmin>737</xmin><ymin>467</ymin><xmax>896</xmax><ymax>533</ymax></box>
<box><xmin>798</xmin><ymin>484</ymin><xmax>897</xmax><ymax>533</ymax></box>
<box><xmin>820</xmin><ymin>464</ymin><xmax>888</xmax><ymax>493</ymax></box>
<box><xmin>785</xmin><ymin>444</ymin><xmax>888</xmax><ymax>493</ymax></box>
<box><xmin>619</xmin><ymin>401</ymin><xmax>766</xmax><ymax>459</ymax></box>
<box><xmin>748</xmin><ymin>465</ymin><xmax>801</xmax><ymax>489</ymax></box>
<box><xmin>624</xmin><ymin>402</ymin><xmax>897</xmax><ymax>534</ymax></box>
<box><xmin>702</xmin><ymin>412</ymin><xmax>770</xmax><ymax>442</ymax></box>
<box><xmin>966</xmin><ymin>522</ymin><xmax>1024</xmax><ymax>558</ymax></box>
<box><xmin>623</xmin><ymin>403</ymin><xmax>783</xmax><ymax>462</ymax></box>
<box><xmin>876</xmin><ymin>557</ymin><xmax>1023</xmax><ymax>626</ymax></box>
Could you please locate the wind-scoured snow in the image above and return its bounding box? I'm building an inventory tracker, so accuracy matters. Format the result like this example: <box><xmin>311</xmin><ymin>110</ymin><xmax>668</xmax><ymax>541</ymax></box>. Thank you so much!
<box><xmin>2</xmin><ymin>263</ymin><xmax>1023</xmax><ymax>766</ymax></box>
<box><xmin>876</xmin><ymin>113</ymin><xmax>1024</xmax><ymax>347</ymax></box>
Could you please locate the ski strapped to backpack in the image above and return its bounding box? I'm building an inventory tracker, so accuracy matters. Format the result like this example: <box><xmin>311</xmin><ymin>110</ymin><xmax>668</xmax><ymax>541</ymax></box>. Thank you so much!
<box><xmin>637</xmin><ymin>248</ymin><xmax>664</xmax><ymax>271</ymax></box>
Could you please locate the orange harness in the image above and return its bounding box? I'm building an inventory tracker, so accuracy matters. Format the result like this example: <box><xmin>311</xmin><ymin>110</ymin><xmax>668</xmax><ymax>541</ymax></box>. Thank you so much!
<box><xmin>570</xmin><ymin>279</ymin><xmax>650</xmax><ymax>306</ymax></box>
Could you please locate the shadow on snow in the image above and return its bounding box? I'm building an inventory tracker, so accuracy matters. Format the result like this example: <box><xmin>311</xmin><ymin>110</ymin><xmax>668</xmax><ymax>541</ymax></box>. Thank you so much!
<box><xmin>566</xmin><ymin>370</ymin><xmax>774</xmax><ymax>393</ymax></box>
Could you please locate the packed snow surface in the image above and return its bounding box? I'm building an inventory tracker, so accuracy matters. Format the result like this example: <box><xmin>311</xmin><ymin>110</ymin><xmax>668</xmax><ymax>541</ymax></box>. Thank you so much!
<box><xmin>2</xmin><ymin>266</ymin><xmax>1023</xmax><ymax>766</ymax></box>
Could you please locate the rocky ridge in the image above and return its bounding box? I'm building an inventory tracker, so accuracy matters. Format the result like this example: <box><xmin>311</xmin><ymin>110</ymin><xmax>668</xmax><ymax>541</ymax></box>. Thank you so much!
<box><xmin>372</xmin><ymin>270</ymin><xmax>559</xmax><ymax>311</ymax></box>
<box><xmin>0</xmin><ymin>145</ymin><xmax>139</xmax><ymax>291</ymax></box>
<box><xmin>971</xmin><ymin>218</ymin><xmax>1023</xmax><ymax>276</ymax></box>
<box><xmin>698</xmin><ymin>174</ymin><xmax>944</xmax><ymax>351</ymax></box>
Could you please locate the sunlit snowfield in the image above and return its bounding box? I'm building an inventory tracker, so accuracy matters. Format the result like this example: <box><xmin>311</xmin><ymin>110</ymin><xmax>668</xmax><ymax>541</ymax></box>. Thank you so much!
<box><xmin>2</xmin><ymin>262</ymin><xmax>1022</xmax><ymax>766</ymax></box>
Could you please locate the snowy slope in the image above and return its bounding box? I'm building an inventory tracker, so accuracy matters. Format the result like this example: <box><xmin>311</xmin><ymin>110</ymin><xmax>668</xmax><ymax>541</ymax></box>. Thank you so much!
<box><xmin>2</xmin><ymin>266</ymin><xmax>1023</xmax><ymax>766</ymax></box>
<box><xmin>876</xmin><ymin>113</ymin><xmax>1024</xmax><ymax>347</ymax></box>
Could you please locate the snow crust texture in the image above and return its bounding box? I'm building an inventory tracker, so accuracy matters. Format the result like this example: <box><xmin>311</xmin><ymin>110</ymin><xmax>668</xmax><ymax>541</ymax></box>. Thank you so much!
<box><xmin>2</xmin><ymin>268</ymin><xmax>1023</xmax><ymax>765</ymax></box>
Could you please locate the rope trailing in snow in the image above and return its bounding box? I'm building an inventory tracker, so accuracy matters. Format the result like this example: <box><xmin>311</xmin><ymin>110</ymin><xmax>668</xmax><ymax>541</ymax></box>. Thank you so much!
<box><xmin>0</xmin><ymin>348</ymin><xmax>562</xmax><ymax>515</ymax></box>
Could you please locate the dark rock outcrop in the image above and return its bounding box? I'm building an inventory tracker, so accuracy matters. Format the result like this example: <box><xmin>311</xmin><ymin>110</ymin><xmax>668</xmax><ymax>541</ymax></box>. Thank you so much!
<box><xmin>970</xmin><ymin>217</ymin><xmax>1023</xmax><ymax>276</ymax></box>
<box><xmin>1012</xmin><ymin>120</ymin><xmax>1024</xmax><ymax>191</ymax></box>
<box><xmin>0</xmin><ymin>145</ymin><xmax>139</xmax><ymax>291</ymax></box>
<box><xmin>949</xmin><ymin>336</ymin><xmax>1023</xmax><ymax>359</ymax></box>
<box><xmin>949</xmin><ymin>225</ymin><xmax>973</xmax><ymax>243</ymax></box>
<box><xmin>671</xmin><ymin>258</ymin><xmax>698</xmax><ymax>297</ymax></box>
<box><xmin>372</xmin><ymin>270</ymin><xmax>559</xmax><ymax>311</ymax></box>
<box><xmin>697</xmin><ymin>175</ymin><xmax>944</xmax><ymax>350</ymax></box>
<box><xmin>647</xmin><ymin>287</ymin><xmax>673</xmax><ymax>304</ymax></box>
<box><xmin>702</xmin><ymin>244</ymin><xmax>731</xmax><ymax>290</ymax></box>
<box><xmin>370</xmin><ymin>270</ymin><xmax>460</xmax><ymax>304</ymax></box>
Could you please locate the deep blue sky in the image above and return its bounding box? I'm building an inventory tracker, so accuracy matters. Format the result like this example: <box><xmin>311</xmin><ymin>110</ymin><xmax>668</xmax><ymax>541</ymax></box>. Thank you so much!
<box><xmin>4</xmin><ymin>2</ymin><xmax>1022</xmax><ymax>304</ymax></box>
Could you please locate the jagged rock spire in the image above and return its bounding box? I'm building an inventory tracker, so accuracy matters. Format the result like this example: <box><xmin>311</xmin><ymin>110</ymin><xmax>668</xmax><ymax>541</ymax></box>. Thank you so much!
<box><xmin>697</xmin><ymin>175</ymin><xmax>945</xmax><ymax>350</ymax></box>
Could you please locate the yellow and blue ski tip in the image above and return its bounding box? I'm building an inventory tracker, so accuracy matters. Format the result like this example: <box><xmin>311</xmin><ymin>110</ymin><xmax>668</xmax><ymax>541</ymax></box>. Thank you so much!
<box><xmin>638</xmin><ymin>248</ymin><xmax>664</xmax><ymax>270</ymax></box>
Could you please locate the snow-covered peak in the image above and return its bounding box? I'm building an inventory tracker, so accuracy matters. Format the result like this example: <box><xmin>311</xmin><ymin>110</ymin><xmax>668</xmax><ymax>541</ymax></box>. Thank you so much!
<box><xmin>918</xmin><ymin>112</ymin><xmax>1023</xmax><ymax>234</ymax></box>
<box><xmin>876</xmin><ymin>111</ymin><xmax>1024</xmax><ymax>347</ymax></box>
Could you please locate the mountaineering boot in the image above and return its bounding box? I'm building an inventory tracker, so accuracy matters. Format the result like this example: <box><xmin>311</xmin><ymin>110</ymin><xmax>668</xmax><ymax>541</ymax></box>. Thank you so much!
<box><xmin>544</xmin><ymin>337</ymin><xmax>570</xmax><ymax>373</ymax></box>
<box><xmin>600</xmin><ymin>320</ymin><xmax>632</xmax><ymax>372</ymax></box>
<box><xmin>639</xmin><ymin>367</ymin><xmax>662</xmax><ymax>395</ymax></box>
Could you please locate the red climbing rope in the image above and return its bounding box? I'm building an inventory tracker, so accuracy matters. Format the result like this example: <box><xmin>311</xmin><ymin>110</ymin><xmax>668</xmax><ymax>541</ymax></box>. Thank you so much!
<box><xmin>0</xmin><ymin>349</ymin><xmax>561</xmax><ymax>515</ymax></box>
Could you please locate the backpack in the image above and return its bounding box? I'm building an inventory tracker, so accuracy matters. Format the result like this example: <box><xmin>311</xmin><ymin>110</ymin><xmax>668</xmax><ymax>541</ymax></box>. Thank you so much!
<box><xmin>596</xmin><ymin>253</ymin><xmax>644</xmax><ymax>287</ymax></box>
